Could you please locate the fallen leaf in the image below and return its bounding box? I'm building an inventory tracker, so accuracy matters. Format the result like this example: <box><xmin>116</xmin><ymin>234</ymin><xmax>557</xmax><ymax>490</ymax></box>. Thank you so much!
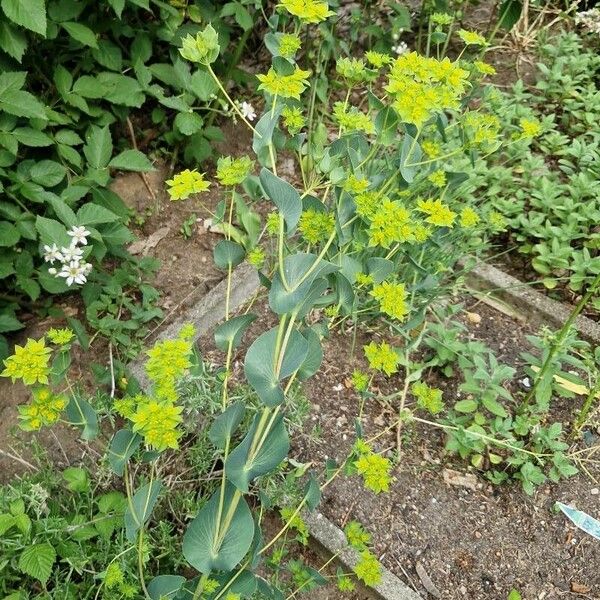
<box><xmin>442</xmin><ymin>468</ymin><xmax>478</xmax><ymax>491</ymax></box>
<box><xmin>128</xmin><ymin>226</ymin><xmax>170</xmax><ymax>256</ymax></box>
<box><xmin>416</xmin><ymin>562</ymin><xmax>441</xmax><ymax>598</ymax></box>
<box><xmin>571</xmin><ymin>582</ymin><xmax>591</xmax><ymax>594</ymax></box>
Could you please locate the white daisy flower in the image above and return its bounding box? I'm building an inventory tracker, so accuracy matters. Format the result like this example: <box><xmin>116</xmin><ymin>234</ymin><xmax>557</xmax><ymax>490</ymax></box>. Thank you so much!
<box><xmin>43</xmin><ymin>244</ymin><xmax>63</xmax><ymax>263</ymax></box>
<box><xmin>240</xmin><ymin>101</ymin><xmax>257</xmax><ymax>122</ymax></box>
<box><xmin>58</xmin><ymin>261</ymin><xmax>88</xmax><ymax>286</ymax></box>
<box><xmin>67</xmin><ymin>225</ymin><xmax>91</xmax><ymax>246</ymax></box>
<box><xmin>60</xmin><ymin>244</ymin><xmax>84</xmax><ymax>263</ymax></box>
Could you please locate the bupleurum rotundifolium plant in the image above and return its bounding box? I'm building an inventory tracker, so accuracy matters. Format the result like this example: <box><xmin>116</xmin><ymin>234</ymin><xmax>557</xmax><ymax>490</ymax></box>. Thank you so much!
<box><xmin>1</xmin><ymin>2</ymin><xmax>545</xmax><ymax>597</ymax></box>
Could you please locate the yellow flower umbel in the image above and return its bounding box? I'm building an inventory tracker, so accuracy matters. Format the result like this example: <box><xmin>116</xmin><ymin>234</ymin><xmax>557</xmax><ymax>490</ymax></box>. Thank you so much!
<box><xmin>343</xmin><ymin>173</ymin><xmax>370</xmax><ymax>195</ymax></box>
<box><xmin>278</xmin><ymin>0</ymin><xmax>334</xmax><ymax>23</ymax></box>
<box><xmin>145</xmin><ymin>326</ymin><xmax>195</xmax><ymax>402</ymax></box>
<box><xmin>2</xmin><ymin>338</ymin><xmax>52</xmax><ymax>386</ymax></box>
<box><xmin>345</xmin><ymin>521</ymin><xmax>371</xmax><ymax>550</ymax></box>
<box><xmin>18</xmin><ymin>387</ymin><xmax>67</xmax><ymax>431</ymax></box>
<box><xmin>47</xmin><ymin>328</ymin><xmax>74</xmax><ymax>345</ymax></box>
<box><xmin>417</xmin><ymin>198</ymin><xmax>456</xmax><ymax>228</ymax></box>
<box><xmin>365</xmin><ymin>51</ymin><xmax>392</xmax><ymax>69</ymax></box>
<box><xmin>368</xmin><ymin>199</ymin><xmax>413</xmax><ymax>247</ymax></box>
<box><xmin>354</xmin><ymin>191</ymin><xmax>380</xmax><ymax>219</ymax></box>
<box><xmin>281</xmin><ymin>106</ymin><xmax>306</xmax><ymax>134</ymax></box>
<box><xmin>370</xmin><ymin>281</ymin><xmax>409</xmax><ymax>321</ymax></box>
<box><xmin>278</xmin><ymin>33</ymin><xmax>302</xmax><ymax>58</ymax></box>
<box><xmin>386</xmin><ymin>53</ymin><xmax>469</xmax><ymax>127</ymax></box>
<box><xmin>463</xmin><ymin>112</ymin><xmax>501</xmax><ymax>151</ymax></box>
<box><xmin>298</xmin><ymin>209</ymin><xmax>335</xmax><ymax>244</ymax></box>
<box><xmin>412</xmin><ymin>381</ymin><xmax>444</xmax><ymax>415</ymax></box>
<box><xmin>364</xmin><ymin>341</ymin><xmax>399</xmax><ymax>375</ymax></box>
<box><xmin>131</xmin><ymin>399</ymin><xmax>183</xmax><ymax>451</ymax></box>
<box><xmin>216</xmin><ymin>156</ymin><xmax>253</xmax><ymax>186</ymax></box>
<box><xmin>354</xmin><ymin>550</ymin><xmax>383</xmax><ymax>586</ymax></box>
<box><xmin>458</xmin><ymin>29</ymin><xmax>488</xmax><ymax>47</ymax></box>
<box><xmin>518</xmin><ymin>118</ymin><xmax>542</xmax><ymax>139</ymax></box>
<box><xmin>336</xmin><ymin>57</ymin><xmax>368</xmax><ymax>83</ymax></box>
<box><xmin>257</xmin><ymin>67</ymin><xmax>311</xmax><ymax>100</ymax></box>
<box><xmin>428</xmin><ymin>170</ymin><xmax>446</xmax><ymax>188</ymax></box>
<box><xmin>354</xmin><ymin>443</ymin><xmax>392</xmax><ymax>494</ymax></box>
<box><xmin>474</xmin><ymin>61</ymin><xmax>496</xmax><ymax>76</ymax></box>
<box><xmin>166</xmin><ymin>169</ymin><xmax>210</xmax><ymax>201</ymax></box>
<box><xmin>333</xmin><ymin>102</ymin><xmax>375</xmax><ymax>134</ymax></box>
<box><xmin>460</xmin><ymin>206</ymin><xmax>480</xmax><ymax>228</ymax></box>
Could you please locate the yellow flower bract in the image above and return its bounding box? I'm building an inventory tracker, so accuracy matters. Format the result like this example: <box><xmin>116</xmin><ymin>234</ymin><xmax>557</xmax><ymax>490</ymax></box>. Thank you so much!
<box><xmin>1</xmin><ymin>338</ymin><xmax>52</xmax><ymax>386</ymax></box>
<box><xmin>166</xmin><ymin>169</ymin><xmax>210</xmax><ymax>201</ymax></box>
<box><xmin>278</xmin><ymin>0</ymin><xmax>334</xmax><ymax>23</ymax></box>
<box><xmin>257</xmin><ymin>67</ymin><xmax>311</xmax><ymax>100</ymax></box>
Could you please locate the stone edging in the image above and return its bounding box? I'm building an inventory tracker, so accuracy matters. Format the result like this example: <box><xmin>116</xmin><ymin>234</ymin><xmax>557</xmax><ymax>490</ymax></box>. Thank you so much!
<box><xmin>129</xmin><ymin>262</ymin><xmax>422</xmax><ymax>600</ymax></box>
<box><xmin>464</xmin><ymin>261</ymin><xmax>600</xmax><ymax>345</ymax></box>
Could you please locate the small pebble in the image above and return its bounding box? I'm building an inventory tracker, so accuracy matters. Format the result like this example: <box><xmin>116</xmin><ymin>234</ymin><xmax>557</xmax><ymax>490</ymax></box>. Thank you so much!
<box><xmin>591</xmin><ymin>488</ymin><xmax>599</xmax><ymax>495</ymax></box>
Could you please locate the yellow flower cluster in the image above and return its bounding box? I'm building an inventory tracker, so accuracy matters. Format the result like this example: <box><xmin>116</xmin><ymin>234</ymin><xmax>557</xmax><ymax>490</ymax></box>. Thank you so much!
<box><xmin>463</xmin><ymin>112</ymin><xmax>501</xmax><ymax>150</ymax></box>
<box><xmin>345</xmin><ymin>521</ymin><xmax>371</xmax><ymax>549</ymax></box>
<box><xmin>278</xmin><ymin>0</ymin><xmax>334</xmax><ymax>23</ymax></box>
<box><xmin>179</xmin><ymin>25</ymin><xmax>220</xmax><ymax>65</ymax></box>
<box><xmin>298</xmin><ymin>209</ymin><xmax>335</xmax><ymax>244</ymax></box>
<box><xmin>354</xmin><ymin>191</ymin><xmax>379</xmax><ymax>219</ymax></box>
<box><xmin>354</xmin><ymin>444</ymin><xmax>392</xmax><ymax>493</ymax></box>
<box><xmin>1</xmin><ymin>338</ymin><xmax>52</xmax><ymax>386</ymax></box>
<box><xmin>364</xmin><ymin>341</ymin><xmax>399</xmax><ymax>375</ymax></box>
<box><xmin>333</xmin><ymin>102</ymin><xmax>374</xmax><ymax>134</ymax></box>
<box><xmin>351</xmin><ymin>369</ymin><xmax>369</xmax><ymax>392</ymax></box>
<box><xmin>354</xmin><ymin>550</ymin><xmax>383</xmax><ymax>587</ymax></box>
<box><xmin>458</xmin><ymin>29</ymin><xmax>488</xmax><ymax>47</ymax></box>
<box><xmin>386</xmin><ymin>53</ymin><xmax>469</xmax><ymax>127</ymax></box>
<box><xmin>281</xmin><ymin>105</ymin><xmax>306</xmax><ymax>134</ymax></box>
<box><xmin>336</xmin><ymin>57</ymin><xmax>368</xmax><ymax>83</ymax></box>
<box><xmin>18</xmin><ymin>387</ymin><xmax>67</xmax><ymax>431</ymax></box>
<box><xmin>279</xmin><ymin>33</ymin><xmax>302</xmax><ymax>58</ymax></box>
<box><xmin>370</xmin><ymin>281</ymin><xmax>409</xmax><ymax>321</ymax></box>
<box><xmin>343</xmin><ymin>173</ymin><xmax>370</xmax><ymax>194</ymax></box>
<box><xmin>417</xmin><ymin>198</ymin><xmax>456</xmax><ymax>227</ymax></box>
<box><xmin>519</xmin><ymin>118</ymin><xmax>542</xmax><ymax>139</ymax></box>
<box><xmin>280</xmin><ymin>507</ymin><xmax>309</xmax><ymax>545</ymax></box>
<box><xmin>460</xmin><ymin>206</ymin><xmax>480</xmax><ymax>228</ymax></box>
<box><xmin>130</xmin><ymin>399</ymin><xmax>184</xmax><ymax>451</ymax></box>
<box><xmin>412</xmin><ymin>381</ymin><xmax>444</xmax><ymax>415</ymax></box>
<box><xmin>365</xmin><ymin>51</ymin><xmax>392</xmax><ymax>69</ymax></box>
<box><xmin>421</xmin><ymin>139</ymin><xmax>442</xmax><ymax>158</ymax></box>
<box><xmin>166</xmin><ymin>169</ymin><xmax>210</xmax><ymax>201</ymax></box>
<box><xmin>368</xmin><ymin>199</ymin><xmax>413</xmax><ymax>247</ymax></box>
<box><xmin>257</xmin><ymin>67</ymin><xmax>311</xmax><ymax>100</ymax></box>
<box><xmin>431</xmin><ymin>12</ymin><xmax>453</xmax><ymax>25</ymax></box>
<box><xmin>428</xmin><ymin>170</ymin><xmax>446</xmax><ymax>188</ymax></box>
<box><xmin>247</xmin><ymin>247</ymin><xmax>266</xmax><ymax>269</ymax></box>
<box><xmin>47</xmin><ymin>328</ymin><xmax>74</xmax><ymax>345</ymax></box>
<box><xmin>474</xmin><ymin>61</ymin><xmax>496</xmax><ymax>76</ymax></box>
<box><xmin>216</xmin><ymin>156</ymin><xmax>253</xmax><ymax>186</ymax></box>
<box><xmin>145</xmin><ymin>327</ymin><xmax>195</xmax><ymax>402</ymax></box>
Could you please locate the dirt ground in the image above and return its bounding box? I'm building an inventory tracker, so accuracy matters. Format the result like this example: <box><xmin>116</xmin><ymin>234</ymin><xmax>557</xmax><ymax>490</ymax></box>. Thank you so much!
<box><xmin>287</xmin><ymin>301</ymin><xmax>600</xmax><ymax>600</ymax></box>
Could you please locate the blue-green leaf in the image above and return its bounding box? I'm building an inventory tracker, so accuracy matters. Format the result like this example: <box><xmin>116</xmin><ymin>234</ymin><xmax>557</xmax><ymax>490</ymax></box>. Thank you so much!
<box><xmin>214</xmin><ymin>314</ymin><xmax>256</xmax><ymax>351</ymax></box>
<box><xmin>208</xmin><ymin>401</ymin><xmax>245</xmax><ymax>449</ymax></box>
<box><xmin>147</xmin><ymin>575</ymin><xmax>186</xmax><ymax>600</ymax></box>
<box><xmin>65</xmin><ymin>396</ymin><xmax>98</xmax><ymax>440</ymax></box>
<box><xmin>259</xmin><ymin>168</ymin><xmax>301</xmax><ymax>234</ymax></box>
<box><xmin>124</xmin><ymin>480</ymin><xmax>162</xmax><ymax>542</ymax></box>
<box><xmin>107</xmin><ymin>429</ymin><xmax>142</xmax><ymax>476</ymax></box>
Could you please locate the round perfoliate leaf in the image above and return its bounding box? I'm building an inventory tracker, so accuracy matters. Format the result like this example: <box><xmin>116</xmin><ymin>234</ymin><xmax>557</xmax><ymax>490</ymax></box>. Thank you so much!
<box><xmin>213</xmin><ymin>240</ymin><xmax>245</xmax><ymax>270</ymax></box>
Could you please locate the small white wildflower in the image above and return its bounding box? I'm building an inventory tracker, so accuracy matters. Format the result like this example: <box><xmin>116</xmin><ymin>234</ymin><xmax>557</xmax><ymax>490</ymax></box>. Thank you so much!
<box><xmin>240</xmin><ymin>101</ymin><xmax>257</xmax><ymax>121</ymax></box>
<box><xmin>48</xmin><ymin>267</ymin><xmax>57</xmax><ymax>275</ymax></box>
<box><xmin>67</xmin><ymin>225</ymin><xmax>91</xmax><ymax>246</ymax></box>
<box><xmin>60</xmin><ymin>244</ymin><xmax>84</xmax><ymax>263</ymax></box>
<box><xmin>392</xmin><ymin>42</ymin><xmax>409</xmax><ymax>55</ymax></box>
<box><xmin>58</xmin><ymin>261</ymin><xmax>88</xmax><ymax>286</ymax></box>
<box><xmin>81</xmin><ymin>261</ymin><xmax>93</xmax><ymax>275</ymax></box>
<box><xmin>43</xmin><ymin>244</ymin><xmax>63</xmax><ymax>263</ymax></box>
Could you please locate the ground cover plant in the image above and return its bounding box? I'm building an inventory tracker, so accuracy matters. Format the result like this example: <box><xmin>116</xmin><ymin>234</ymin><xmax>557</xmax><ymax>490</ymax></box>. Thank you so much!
<box><xmin>0</xmin><ymin>0</ymin><xmax>266</xmax><ymax>358</ymax></box>
<box><xmin>1</xmin><ymin>1</ymin><xmax>600</xmax><ymax>598</ymax></box>
<box><xmin>465</xmin><ymin>30</ymin><xmax>600</xmax><ymax>307</ymax></box>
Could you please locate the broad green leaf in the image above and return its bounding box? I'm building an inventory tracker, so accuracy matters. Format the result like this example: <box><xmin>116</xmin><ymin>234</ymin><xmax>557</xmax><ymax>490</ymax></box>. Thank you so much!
<box><xmin>226</xmin><ymin>412</ymin><xmax>290</xmax><ymax>493</ymax></box>
<box><xmin>148</xmin><ymin>575</ymin><xmax>186</xmax><ymax>600</ymax></box>
<box><xmin>253</xmin><ymin>106</ymin><xmax>283</xmax><ymax>158</ymax></box>
<box><xmin>0</xmin><ymin>21</ymin><xmax>27</xmax><ymax>61</ymax></box>
<box><xmin>61</xmin><ymin>21</ymin><xmax>98</xmax><ymax>48</ymax></box>
<box><xmin>304</xmin><ymin>473</ymin><xmax>321</xmax><ymax>510</ymax></box>
<box><xmin>83</xmin><ymin>126</ymin><xmax>112</xmax><ymax>169</ymax></box>
<box><xmin>1</xmin><ymin>0</ymin><xmax>46</xmax><ymax>35</ymax></box>
<box><xmin>0</xmin><ymin>513</ymin><xmax>15</xmax><ymax>535</ymax></box>
<box><xmin>35</xmin><ymin>215</ymin><xmax>70</xmax><ymax>247</ymax></box>
<box><xmin>296</xmin><ymin>328</ymin><xmax>322</xmax><ymax>380</ymax></box>
<box><xmin>214</xmin><ymin>240</ymin><xmax>245</xmax><ymax>270</ymax></box>
<box><xmin>400</xmin><ymin>132</ymin><xmax>422</xmax><ymax>183</ymax></box>
<box><xmin>108</xmin><ymin>429</ymin><xmax>142</xmax><ymax>476</ymax></box>
<box><xmin>482</xmin><ymin>396</ymin><xmax>508</xmax><ymax>418</ymax></box>
<box><xmin>97</xmin><ymin>72</ymin><xmax>144</xmax><ymax>107</ymax></box>
<box><xmin>366</xmin><ymin>257</ymin><xmax>395</xmax><ymax>284</ymax></box>
<box><xmin>108</xmin><ymin>0</ymin><xmax>125</xmax><ymax>17</ymax></box>
<box><xmin>65</xmin><ymin>395</ymin><xmax>98</xmax><ymax>440</ymax></box>
<box><xmin>109</xmin><ymin>149</ymin><xmax>154</xmax><ymax>172</ymax></box>
<box><xmin>269</xmin><ymin>253</ymin><xmax>338</xmax><ymax>315</ymax></box>
<box><xmin>77</xmin><ymin>203</ymin><xmax>119</xmax><ymax>225</ymax></box>
<box><xmin>189</xmin><ymin>70</ymin><xmax>218</xmax><ymax>101</ymax></box>
<box><xmin>62</xmin><ymin>467</ymin><xmax>90</xmax><ymax>493</ymax></box>
<box><xmin>0</xmin><ymin>313</ymin><xmax>23</xmax><ymax>333</ymax></box>
<box><xmin>508</xmin><ymin>590</ymin><xmax>522</xmax><ymax>600</ymax></box>
<box><xmin>259</xmin><ymin>168</ymin><xmax>301</xmax><ymax>234</ymax></box>
<box><xmin>30</xmin><ymin>160</ymin><xmax>67</xmax><ymax>187</ymax></box>
<box><xmin>209</xmin><ymin>401</ymin><xmax>246</xmax><ymax>449</ymax></box>
<box><xmin>214</xmin><ymin>314</ymin><xmax>256</xmax><ymax>352</ymax></box>
<box><xmin>13</xmin><ymin>127</ymin><xmax>53</xmax><ymax>147</ymax></box>
<box><xmin>454</xmin><ymin>399</ymin><xmax>478</xmax><ymax>413</ymax></box>
<box><xmin>174</xmin><ymin>111</ymin><xmax>204</xmax><ymax>135</ymax></box>
<box><xmin>498</xmin><ymin>0</ymin><xmax>522</xmax><ymax>29</ymax></box>
<box><xmin>18</xmin><ymin>544</ymin><xmax>55</xmax><ymax>585</ymax></box>
<box><xmin>47</xmin><ymin>197</ymin><xmax>77</xmax><ymax>227</ymax></box>
<box><xmin>0</xmin><ymin>90</ymin><xmax>46</xmax><ymax>119</ymax></box>
<box><xmin>124</xmin><ymin>480</ymin><xmax>162</xmax><ymax>542</ymax></box>
<box><xmin>0</xmin><ymin>221</ymin><xmax>19</xmax><ymax>246</ymax></box>
<box><xmin>182</xmin><ymin>482</ymin><xmax>254</xmax><ymax>574</ymax></box>
<box><xmin>244</xmin><ymin>326</ymin><xmax>309</xmax><ymax>407</ymax></box>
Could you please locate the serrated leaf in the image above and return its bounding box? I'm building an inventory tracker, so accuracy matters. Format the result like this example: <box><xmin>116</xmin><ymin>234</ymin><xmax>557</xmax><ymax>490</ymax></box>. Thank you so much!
<box><xmin>0</xmin><ymin>90</ymin><xmax>46</xmax><ymax>119</ymax></box>
<box><xmin>182</xmin><ymin>482</ymin><xmax>254</xmax><ymax>574</ymax></box>
<box><xmin>62</xmin><ymin>467</ymin><xmax>90</xmax><ymax>493</ymax></box>
<box><xmin>124</xmin><ymin>480</ymin><xmax>162</xmax><ymax>542</ymax></box>
<box><xmin>109</xmin><ymin>149</ymin><xmax>154</xmax><ymax>172</ymax></box>
<box><xmin>61</xmin><ymin>21</ymin><xmax>98</xmax><ymax>48</ymax></box>
<box><xmin>77</xmin><ymin>203</ymin><xmax>119</xmax><ymax>225</ymax></box>
<box><xmin>1</xmin><ymin>0</ymin><xmax>46</xmax><ymax>35</ymax></box>
<box><xmin>83</xmin><ymin>125</ymin><xmax>112</xmax><ymax>169</ymax></box>
<box><xmin>18</xmin><ymin>543</ymin><xmax>55</xmax><ymax>584</ymax></box>
<box><xmin>454</xmin><ymin>399</ymin><xmax>478</xmax><ymax>413</ymax></box>
<box><xmin>0</xmin><ymin>21</ymin><xmax>27</xmax><ymax>61</ymax></box>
